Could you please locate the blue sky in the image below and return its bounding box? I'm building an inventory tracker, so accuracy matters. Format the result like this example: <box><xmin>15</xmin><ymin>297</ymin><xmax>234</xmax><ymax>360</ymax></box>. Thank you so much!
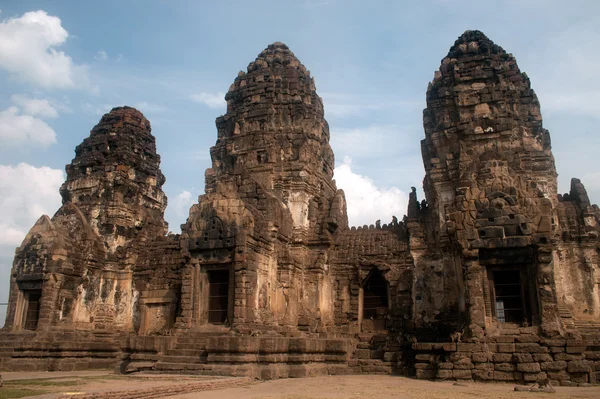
<box><xmin>0</xmin><ymin>0</ymin><xmax>599</xmax><ymax>324</ymax></box>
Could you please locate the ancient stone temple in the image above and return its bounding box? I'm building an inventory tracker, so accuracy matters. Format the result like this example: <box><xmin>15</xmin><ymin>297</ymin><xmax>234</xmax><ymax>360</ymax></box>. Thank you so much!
<box><xmin>2</xmin><ymin>32</ymin><xmax>600</xmax><ymax>385</ymax></box>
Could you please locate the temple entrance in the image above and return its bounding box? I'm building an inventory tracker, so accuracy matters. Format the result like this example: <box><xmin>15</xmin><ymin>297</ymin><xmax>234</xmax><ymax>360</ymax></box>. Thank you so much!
<box><xmin>363</xmin><ymin>271</ymin><xmax>388</xmax><ymax>319</ymax></box>
<box><xmin>24</xmin><ymin>290</ymin><xmax>41</xmax><ymax>330</ymax></box>
<box><xmin>361</xmin><ymin>269</ymin><xmax>389</xmax><ymax>331</ymax></box>
<box><xmin>208</xmin><ymin>269</ymin><xmax>229</xmax><ymax>324</ymax></box>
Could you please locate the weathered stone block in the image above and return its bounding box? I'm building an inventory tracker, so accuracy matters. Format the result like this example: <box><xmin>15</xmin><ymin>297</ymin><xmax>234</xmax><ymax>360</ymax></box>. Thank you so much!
<box><xmin>416</xmin><ymin>369</ymin><xmax>435</xmax><ymax>379</ymax></box>
<box><xmin>452</xmin><ymin>369</ymin><xmax>473</xmax><ymax>379</ymax></box>
<box><xmin>473</xmin><ymin>370</ymin><xmax>494</xmax><ymax>380</ymax></box>
<box><xmin>555</xmin><ymin>353</ymin><xmax>584</xmax><ymax>361</ymax></box>
<box><xmin>547</xmin><ymin>370</ymin><xmax>570</xmax><ymax>381</ymax></box>
<box><xmin>436</xmin><ymin>369</ymin><xmax>453</xmax><ymax>379</ymax></box>
<box><xmin>532</xmin><ymin>354</ymin><xmax>553</xmax><ymax>362</ymax></box>
<box><xmin>495</xmin><ymin>363</ymin><xmax>516</xmax><ymax>372</ymax></box>
<box><xmin>568</xmin><ymin>360</ymin><xmax>591</xmax><ymax>373</ymax></box>
<box><xmin>515</xmin><ymin>335</ymin><xmax>540</xmax><ymax>343</ymax></box>
<box><xmin>493</xmin><ymin>371</ymin><xmax>517</xmax><ymax>381</ymax></box>
<box><xmin>569</xmin><ymin>373</ymin><xmax>589</xmax><ymax>384</ymax></box>
<box><xmin>540</xmin><ymin>360</ymin><xmax>567</xmax><ymax>371</ymax></box>
<box><xmin>454</xmin><ymin>359</ymin><xmax>474</xmax><ymax>370</ymax></box>
<box><xmin>497</xmin><ymin>343</ymin><xmax>515</xmax><ymax>353</ymax></box>
<box><xmin>415</xmin><ymin>354</ymin><xmax>433</xmax><ymax>362</ymax></box>
<box><xmin>474</xmin><ymin>363</ymin><xmax>493</xmax><ymax>371</ymax></box>
<box><xmin>523</xmin><ymin>372</ymin><xmax>547</xmax><ymax>382</ymax></box>
<box><xmin>512</xmin><ymin>353</ymin><xmax>533</xmax><ymax>363</ymax></box>
<box><xmin>492</xmin><ymin>353</ymin><xmax>512</xmax><ymax>363</ymax></box>
<box><xmin>457</xmin><ymin>343</ymin><xmax>484</xmax><ymax>352</ymax></box>
<box><xmin>515</xmin><ymin>343</ymin><xmax>544</xmax><ymax>353</ymax></box>
<box><xmin>516</xmin><ymin>362</ymin><xmax>541</xmax><ymax>373</ymax></box>
<box><xmin>471</xmin><ymin>353</ymin><xmax>490</xmax><ymax>363</ymax></box>
<box><xmin>415</xmin><ymin>362</ymin><xmax>433</xmax><ymax>370</ymax></box>
<box><xmin>584</xmin><ymin>351</ymin><xmax>600</xmax><ymax>361</ymax></box>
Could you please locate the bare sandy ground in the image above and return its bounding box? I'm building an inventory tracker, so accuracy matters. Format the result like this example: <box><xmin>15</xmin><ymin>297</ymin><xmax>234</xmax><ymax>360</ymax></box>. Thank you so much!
<box><xmin>2</xmin><ymin>372</ymin><xmax>599</xmax><ymax>399</ymax></box>
<box><xmin>161</xmin><ymin>375</ymin><xmax>600</xmax><ymax>399</ymax></box>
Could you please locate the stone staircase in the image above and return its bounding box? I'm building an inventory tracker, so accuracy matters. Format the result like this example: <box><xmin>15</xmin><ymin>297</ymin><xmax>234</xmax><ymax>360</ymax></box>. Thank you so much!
<box><xmin>557</xmin><ymin>303</ymin><xmax>575</xmax><ymax>329</ymax></box>
<box><xmin>573</xmin><ymin>319</ymin><xmax>600</xmax><ymax>338</ymax></box>
<box><xmin>154</xmin><ymin>332</ymin><xmax>216</xmax><ymax>374</ymax></box>
<box><xmin>351</xmin><ymin>332</ymin><xmax>398</xmax><ymax>374</ymax></box>
<box><xmin>124</xmin><ymin>332</ymin><xmax>223</xmax><ymax>374</ymax></box>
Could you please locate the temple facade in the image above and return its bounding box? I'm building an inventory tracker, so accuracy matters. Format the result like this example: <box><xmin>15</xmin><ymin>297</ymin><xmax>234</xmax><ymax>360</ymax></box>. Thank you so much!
<box><xmin>2</xmin><ymin>31</ymin><xmax>600</xmax><ymax>385</ymax></box>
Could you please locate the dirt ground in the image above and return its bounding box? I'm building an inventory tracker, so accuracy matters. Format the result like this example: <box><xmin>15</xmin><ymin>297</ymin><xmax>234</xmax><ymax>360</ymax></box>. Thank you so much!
<box><xmin>1</xmin><ymin>373</ymin><xmax>600</xmax><ymax>399</ymax></box>
<box><xmin>0</xmin><ymin>371</ymin><xmax>233</xmax><ymax>398</ymax></box>
<box><xmin>163</xmin><ymin>375</ymin><xmax>600</xmax><ymax>399</ymax></box>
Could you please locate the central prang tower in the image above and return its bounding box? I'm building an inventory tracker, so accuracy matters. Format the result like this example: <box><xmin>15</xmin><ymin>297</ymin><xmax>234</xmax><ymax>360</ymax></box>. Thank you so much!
<box><xmin>179</xmin><ymin>42</ymin><xmax>348</xmax><ymax>332</ymax></box>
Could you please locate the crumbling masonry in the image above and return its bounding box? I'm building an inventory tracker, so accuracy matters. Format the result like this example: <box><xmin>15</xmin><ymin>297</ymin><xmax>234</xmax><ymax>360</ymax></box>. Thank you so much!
<box><xmin>2</xmin><ymin>31</ymin><xmax>600</xmax><ymax>385</ymax></box>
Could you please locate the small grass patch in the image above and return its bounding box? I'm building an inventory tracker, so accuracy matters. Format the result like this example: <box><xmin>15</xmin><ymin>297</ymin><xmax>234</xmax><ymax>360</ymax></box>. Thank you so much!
<box><xmin>0</xmin><ymin>387</ymin><xmax>50</xmax><ymax>399</ymax></box>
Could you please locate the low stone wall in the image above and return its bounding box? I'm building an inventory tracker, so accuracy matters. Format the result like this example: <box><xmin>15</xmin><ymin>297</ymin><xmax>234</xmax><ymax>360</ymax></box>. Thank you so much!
<box><xmin>0</xmin><ymin>332</ymin><xmax>121</xmax><ymax>371</ymax></box>
<box><xmin>0</xmin><ymin>332</ymin><xmax>353</xmax><ymax>380</ymax></box>
<box><xmin>203</xmin><ymin>336</ymin><xmax>350</xmax><ymax>379</ymax></box>
<box><xmin>411</xmin><ymin>338</ymin><xmax>600</xmax><ymax>386</ymax></box>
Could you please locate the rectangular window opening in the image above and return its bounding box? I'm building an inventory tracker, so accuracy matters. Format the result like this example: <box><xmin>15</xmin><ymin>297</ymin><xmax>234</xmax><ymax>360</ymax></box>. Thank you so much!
<box><xmin>207</xmin><ymin>270</ymin><xmax>229</xmax><ymax>324</ymax></box>
<box><xmin>24</xmin><ymin>290</ymin><xmax>42</xmax><ymax>330</ymax></box>
<box><xmin>492</xmin><ymin>270</ymin><xmax>525</xmax><ymax>324</ymax></box>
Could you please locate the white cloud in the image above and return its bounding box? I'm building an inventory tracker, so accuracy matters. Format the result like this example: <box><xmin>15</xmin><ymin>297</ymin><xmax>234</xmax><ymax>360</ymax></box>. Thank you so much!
<box><xmin>333</xmin><ymin>156</ymin><xmax>408</xmax><ymax>227</ymax></box>
<box><xmin>10</xmin><ymin>94</ymin><xmax>58</xmax><ymax>118</ymax></box>
<box><xmin>0</xmin><ymin>163</ymin><xmax>64</xmax><ymax>246</ymax></box>
<box><xmin>330</xmin><ymin>124</ymin><xmax>417</xmax><ymax>159</ymax></box>
<box><xmin>171</xmin><ymin>190</ymin><xmax>196</xmax><ymax>219</ymax></box>
<box><xmin>94</xmin><ymin>50</ymin><xmax>108</xmax><ymax>61</ymax></box>
<box><xmin>189</xmin><ymin>92</ymin><xmax>226</xmax><ymax>109</ymax></box>
<box><xmin>0</xmin><ymin>10</ymin><xmax>88</xmax><ymax>89</ymax></box>
<box><xmin>0</xmin><ymin>106</ymin><xmax>57</xmax><ymax>148</ymax></box>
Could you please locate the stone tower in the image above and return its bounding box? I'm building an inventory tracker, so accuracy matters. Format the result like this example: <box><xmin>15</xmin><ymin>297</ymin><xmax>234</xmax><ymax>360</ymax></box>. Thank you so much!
<box><xmin>420</xmin><ymin>30</ymin><xmax>562</xmax><ymax>336</ymax></box>
<box><xmin>179</xmin><ymin>42</ymin><xmax>347</xmax><ymax>332</ymax></box>
<box><xmin>5</xmin><ymin>106</ymin><xmax>168</xmax><ymax>332</ymax></box>
<box><xmin>60</xmin><ymin>106</ymin><xmax>168</xmax><ymax>250</ymax></box>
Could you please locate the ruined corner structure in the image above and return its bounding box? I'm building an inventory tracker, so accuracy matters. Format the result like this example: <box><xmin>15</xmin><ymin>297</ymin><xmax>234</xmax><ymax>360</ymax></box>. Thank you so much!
<box><xmin>2</xmin><ymin>33</ymin><xmax>600</xmax><ymax>385</ymax></box>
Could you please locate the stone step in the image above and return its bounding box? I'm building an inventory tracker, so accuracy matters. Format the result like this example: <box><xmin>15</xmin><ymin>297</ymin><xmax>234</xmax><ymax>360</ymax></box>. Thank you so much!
<box><xmin>159</xmin><ymin>355</ymin><xmax>207</xmax><ymax>364</ymax></box>
<box><xmin>557</xmin><ymin>304</ymin><xmax>573</xmax><ymax>318</ymax></box>
<box><xmin>125</xmin><ymin>361</ymin><xmax>156</xmax><ymax>373</ymax></box>
<box><xmin>173</xmin><ymin>342</ymin><xmax>208</xmax><ymax>350</ymax></box>
<box><xmin>155</xmin><ymin>361</ymin><xmax>210</xmax><ymax>372</ymax></box>
<box><xmin>165</xmin><ymin>349</ymin><xmax>206</xmax><ymax>357</ymax></box>
<box><xmin>129</xmin><ymin>353</ymin><xmax>160</xmax><ymax>361</ymax></box>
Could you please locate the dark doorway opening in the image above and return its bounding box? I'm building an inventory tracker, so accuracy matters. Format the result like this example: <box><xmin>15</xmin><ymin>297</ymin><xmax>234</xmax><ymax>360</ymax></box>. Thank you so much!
<box><xmin>24</xmin><ymin>290</ymin><xmax>42</xmax><ymax>330</ymax></box>
<box><xmin>363</xmin><ymin>270</ymin><xmax>389</xmax><ymax>320</ymax></box>
<box><xmin>208</xmin><ymin>270</ymin><xmax>229</xmax><ymax>324</ymax></box>
<box><xmin>491</xmin><ymin>270</ymin><xmax>525</xmax><ymax>323</ymax></box>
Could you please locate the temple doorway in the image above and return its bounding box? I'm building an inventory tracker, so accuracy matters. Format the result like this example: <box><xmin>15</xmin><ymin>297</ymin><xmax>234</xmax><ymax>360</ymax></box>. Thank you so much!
<box><xmin>24</xmin><ymin>290</ymin><xmax>41</xmax><ymax>330</ymax></box>
<box><xmin>208</xmin><ymin>269</ymin><xmax>230</xmax><ymax>324</ymax></box>
<box><xmin>361</xmin><ymin>269</ymin><xmax>389</xmax><ymax>331</ymax></box>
